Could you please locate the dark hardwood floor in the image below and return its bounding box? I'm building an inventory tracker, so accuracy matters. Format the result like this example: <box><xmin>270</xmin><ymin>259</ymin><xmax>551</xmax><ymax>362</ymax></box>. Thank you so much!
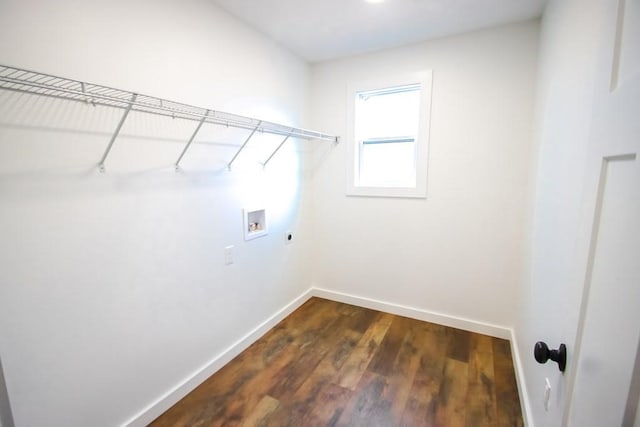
<box><xmin>151</xmin><ymin>297</ymin><xmax>523</xmax><ymax>426</ymax></box>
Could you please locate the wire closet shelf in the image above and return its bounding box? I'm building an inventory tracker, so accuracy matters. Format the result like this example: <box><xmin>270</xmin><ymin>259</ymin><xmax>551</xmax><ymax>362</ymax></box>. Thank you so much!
<box><xmin>0</xmin><ymin>64</ymin><xmax>339</xmax><ymax>171</ymax></box>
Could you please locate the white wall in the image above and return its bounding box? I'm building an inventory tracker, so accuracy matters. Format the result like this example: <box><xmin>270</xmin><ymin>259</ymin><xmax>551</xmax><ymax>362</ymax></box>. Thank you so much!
<box><xmin>4</xmin><ymin>1</ymin><xmax>615</xmax><ymax>425</ymax></box>
<box><xmin>516</xmin><ymin>0</ymin><xmax>621</xmax><ymax>424</ymax></box>
<box><xmin>0</xmin><ymin>0</ymin><xmax>314</xmax><ymax>425</ymax></box>
<box><xmin>309</xmin><ymin>21</ymin><xmax>539</xmax><ymax>330</ymax></box>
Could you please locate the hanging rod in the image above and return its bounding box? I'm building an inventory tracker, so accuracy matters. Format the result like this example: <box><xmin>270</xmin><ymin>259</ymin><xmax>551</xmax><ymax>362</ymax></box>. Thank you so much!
<box><xmin>0</xmin><ymin>64</ymin><xmax>339</xmax><ymax>170</ymax></box>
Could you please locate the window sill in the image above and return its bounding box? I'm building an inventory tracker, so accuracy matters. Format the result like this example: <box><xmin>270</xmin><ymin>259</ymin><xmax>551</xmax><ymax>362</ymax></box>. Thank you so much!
<box><xmin>346</xmin><ymin>185</ymin><xmax>427</xmax><ymax>199</ymax></box>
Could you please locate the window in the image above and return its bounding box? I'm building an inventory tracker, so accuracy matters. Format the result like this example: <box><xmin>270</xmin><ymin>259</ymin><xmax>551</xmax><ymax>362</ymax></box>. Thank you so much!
<box><xmin>347</xmin><ymin>71</ymin><xmax>432</xmax><ymax>198</ymax></box>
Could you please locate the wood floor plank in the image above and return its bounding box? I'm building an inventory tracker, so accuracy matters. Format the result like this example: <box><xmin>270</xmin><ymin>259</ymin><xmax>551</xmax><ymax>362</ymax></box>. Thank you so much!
<box><xmin>299</xmin><ymin>328</ymin><xmax>362</xmax><ymax>392</ymax></box>
<box><xmin>279</xmin><ymin>298</ymin><xmax>343</xmax><ymax>351</ymax></box>
<box><xmin>240</xmin><ymin>395</ymin><xmax>280</xmax><ymax>427</ymax></box>
<box><xmin>382</xmin><ymin>320</ymin><xmax>428</xmax><ymax>423</ymax></box>
<box><xmin>210</xmin><ymin>345</ymin><xmax>301</xmax><ymax>427</ymax></box>
<box><xmin>260</xmin><ymin>314</ymin><xmax>364</xmax><ymax>427</ymax></box>
<box><xmin>400</xmin><ymin>325</ymin><xmax>448</xmax><ymax>426</ymax></box>
<box><xmin>434</xmin><ymin>358</ymin><xmax>469</xmax><ymax>427</ymax></box>
<box><xmin>306</xmin><ymin>383</ymin><xmax>353</xmax><ymax>426</ymax></box>
<box><xmin>493</xmin><ymin>337</ymin><xmax>524</xmax><ymax>427</ymax></box>
<box><xmin>466</xmin><ymin>333</ymin><xmax>498</xmax><ymax>427</ymax></box>
<box><xmin>267</xmin><ymin>344</ymin><xmax>328</xmax><ymax>400</ymax></box>
<box><xmin>262</xmin><ymin>329</ymin><xmax>361</xmax><ymax>427</ymax></box>
<box><xmin>337</xmin><ymin>304</ymin><xmax>380</xmax><ymax>334</ymax></box>
<box><xmin>367</xmin><ymin>315</ymin><xmax>412</xmax><ymax>376</ymax></box>
<box><xmin>335</xmin><ymin>370</ymin><xmax>392</xmax><ymax>427</ymax></box>
<box><xmin>333</xmin><ymin>312</ymin><xmax>394</xmax><ymax>390</ymax></box>
<box><xmin>447</xmin><ymin>327</ymin><xmax>471</xmax><ymax>363</ymax></box>
<box><xmin>151</xmin><ymin>299</ymin><xmax>523</xmax><ymax>426</ymax></box>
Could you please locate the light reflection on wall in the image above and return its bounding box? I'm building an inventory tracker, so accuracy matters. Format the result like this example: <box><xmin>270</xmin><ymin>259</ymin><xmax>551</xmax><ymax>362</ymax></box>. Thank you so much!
<box><xmin>230</xmin><ymin>133</ymin><xmax>302</xmax><ymax>225</ymax></box>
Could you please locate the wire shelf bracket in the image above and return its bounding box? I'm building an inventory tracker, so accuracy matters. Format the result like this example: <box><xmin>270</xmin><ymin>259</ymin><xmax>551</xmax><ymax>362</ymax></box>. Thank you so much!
<box><xmin>227</xmin><ymin>121</ymin><xmax>262</xmax><ymax>170</ymax></box>
<box><xmin>98</xmin><ymin>93</ymin><xmax>137</xmax><ymax>173</ymax></box>
<box><xmin>0</xmin><ymin>64</ymin><xmax>340</xmax><ymax>171</ymax></box>
<box><xmin>175</xmin><ymin>109</ymin><xmax>209</xmax><ymax>171</ymax></box>
<box><xmin>263</xmin><ymin>132</ymin><xmax>292</xmax><ymax>168</ymax></box>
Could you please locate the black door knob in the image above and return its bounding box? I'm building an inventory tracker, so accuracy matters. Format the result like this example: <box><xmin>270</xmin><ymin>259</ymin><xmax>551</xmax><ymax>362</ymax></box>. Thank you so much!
<box><xmin>534</xmin><ymin>341</ymin><xmax>567</xmax><ymax>372</ymax></box>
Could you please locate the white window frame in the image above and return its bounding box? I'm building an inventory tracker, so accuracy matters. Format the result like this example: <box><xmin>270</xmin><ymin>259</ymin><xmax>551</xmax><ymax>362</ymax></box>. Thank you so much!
<box><xmin>346</xmin><ymin>70</ymin><xmax>432</xmax><ymax>198</ymax></box>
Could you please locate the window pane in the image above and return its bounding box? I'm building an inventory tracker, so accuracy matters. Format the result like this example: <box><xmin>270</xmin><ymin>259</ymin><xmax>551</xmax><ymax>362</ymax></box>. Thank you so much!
<box><xmin>359</xmin><ymin>139</ymin><xmax>416</xmax><ymax>186</ymax></box>
<box><xmin>355</xmin><ymin>84</ymin><xmax>421</xmax><ymax>187</ymax></box>
<box><xmin>356</xmin><ymin>86</ymin><xmax>420</xmax><ymax>140</ymax></box>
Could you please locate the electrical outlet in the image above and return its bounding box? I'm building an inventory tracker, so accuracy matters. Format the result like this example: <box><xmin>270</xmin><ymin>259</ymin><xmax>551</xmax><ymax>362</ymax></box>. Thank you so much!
<box><xmin>285</xmin><ymin>231</ymin><xmax>293</xmax><ymax>245</ymax></box>
<box><xmin>224</xmin><ymin>245</ymin><xmax>234</xmax><ymax>265</ymax></box>
<box><xmin>544</xmin><ymin>377</ymin><xmax>551</xmax><ymax>411</ymax></box>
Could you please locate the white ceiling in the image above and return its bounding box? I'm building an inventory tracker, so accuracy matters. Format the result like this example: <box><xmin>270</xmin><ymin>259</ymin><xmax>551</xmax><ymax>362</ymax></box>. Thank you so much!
<box><xmin>213</xmin><ymin>0</ymin><xmax>548</xmax><ymax>63</ymax></box>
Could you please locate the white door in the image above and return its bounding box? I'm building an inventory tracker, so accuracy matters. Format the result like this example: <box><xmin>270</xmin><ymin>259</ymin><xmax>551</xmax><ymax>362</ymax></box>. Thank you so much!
<box><xmin>566</xmin><ymin>0</ymin><xmax>640</xmax><ymax>425</ymax></box>
<box><xmin>567</xmin><ymin>157</ymin><xmax>639</xmax><ymax>426</ymax></box>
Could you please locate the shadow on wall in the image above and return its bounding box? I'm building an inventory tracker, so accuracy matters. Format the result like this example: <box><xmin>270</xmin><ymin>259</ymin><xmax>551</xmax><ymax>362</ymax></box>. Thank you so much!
<box><xmin>0</xmin><ymin>357</ymin><xmax>15</xmax><ymax>427</ymax></box>
<box><xmin>0</xmin><ymin>90</ymin><xmax>302</xmax><ymax>176</ymax></box>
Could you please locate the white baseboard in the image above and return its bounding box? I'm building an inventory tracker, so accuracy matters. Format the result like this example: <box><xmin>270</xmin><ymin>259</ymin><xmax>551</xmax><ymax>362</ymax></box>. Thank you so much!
<box><xmin>123</xmin><ymin>288</ymin><xmax>314</xmax><ymax>427</ymax></box>
<box><xmin>125</xmin><ymin>286</ymin><xmax>532</xmax><ymax>427</ymax></box>
<box><xmin>311</xmin><ymin>287</ymin><xmax>511</xmax><ymax>339</ymax></box>
<box><xmin>312</xmin><ymin>287</ymin><xmax>533</xmax><ymax>425</ymax></box>
<box><xmin>509</xmin><ymin>330</ymin><xmax>534</xmax><ymax>427</ymax></box>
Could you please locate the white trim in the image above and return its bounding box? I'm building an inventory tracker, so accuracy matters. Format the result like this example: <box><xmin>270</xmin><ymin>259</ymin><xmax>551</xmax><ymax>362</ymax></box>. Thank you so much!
<box><xmin>346</xmin><ymin>70</ymin><xmax>432</xmax><ymax>199</ymax></box>
<box><xmin>310</xmin><ymin>287</ymin><xmax>510</xmax><ymax>339</ymax></box>
<box><xmin>312</xmin><ymin>287</ymin><xmax>533</xmax><ymax>425</ymax></box>
<box><xmin>123</xmin><ymin>288</ymin><xmax>314</xmax><ymax>427</ymax></box>
<box><xmin>125</xmin><ymin>287</ymin><xmax>533</xmax><ymax>426</ymax></box>
<box><xmin>509</xmin><ymin>329</ymin><xmax>534</xmax><ymax>427</ymax></box>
